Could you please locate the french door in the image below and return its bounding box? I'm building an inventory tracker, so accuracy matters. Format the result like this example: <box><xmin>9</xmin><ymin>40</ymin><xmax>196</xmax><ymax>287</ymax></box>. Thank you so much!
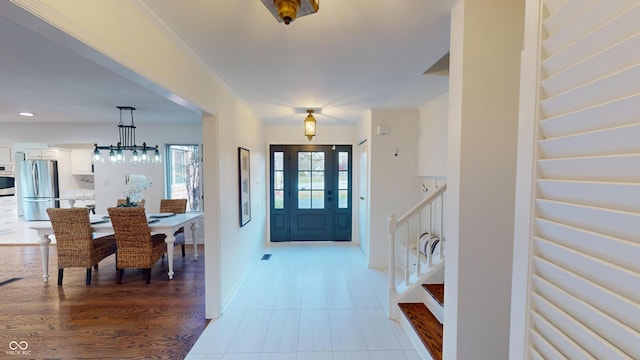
<box><xmin>270</xmin><ymin>145</ymin><xmax>352</xmax><ymax>242</ymax></box>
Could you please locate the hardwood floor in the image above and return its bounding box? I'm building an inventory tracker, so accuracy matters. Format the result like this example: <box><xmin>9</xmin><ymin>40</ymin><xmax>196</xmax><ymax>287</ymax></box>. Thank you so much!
<box><xmin>0</xmin><ymin>244</ymin><xmax>207</xmax><ymax>360</ymax></box>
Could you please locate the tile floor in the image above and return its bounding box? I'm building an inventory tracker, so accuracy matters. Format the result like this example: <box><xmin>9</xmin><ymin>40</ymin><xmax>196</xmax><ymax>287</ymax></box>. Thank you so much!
<box><xmin>186</xmin><ymin>243</ymin><xmax>419</xmax><ymax>360</ymax></box>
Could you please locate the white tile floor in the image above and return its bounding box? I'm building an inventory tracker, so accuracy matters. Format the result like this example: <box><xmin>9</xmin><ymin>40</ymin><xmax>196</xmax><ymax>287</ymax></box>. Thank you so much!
<box><xmin>186</xmin><ymin>243</ymin><xmax>419</xmax><ymax>360</ymax></box>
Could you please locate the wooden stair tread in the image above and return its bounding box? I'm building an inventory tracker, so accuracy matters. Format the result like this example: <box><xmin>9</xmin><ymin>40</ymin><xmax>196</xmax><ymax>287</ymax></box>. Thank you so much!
<box><xmin>422</xmin><ymin>284</ymin><xmax>444</xmax><ymax>306</ymax></box>
<box><xmin>399</xmin><ymin>302</ymin><xmax>443</xmax><ymax>360</ymax></box>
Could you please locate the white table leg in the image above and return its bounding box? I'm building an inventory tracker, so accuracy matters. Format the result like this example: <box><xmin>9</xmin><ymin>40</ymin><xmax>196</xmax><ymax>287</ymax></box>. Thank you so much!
<box><xmin>190</xmin><ymin>221</ymin><xmax>199</xmax><ymax>260</ymax></box>
<box><xmin>165</xmin><ymin>236</ymin><xmax>175</xmax><ymax>280</ymax></box>
<box><xmin>38</xmin><ymin>234</ymin><xmax>52</xmax><ymax>283</ymax></box>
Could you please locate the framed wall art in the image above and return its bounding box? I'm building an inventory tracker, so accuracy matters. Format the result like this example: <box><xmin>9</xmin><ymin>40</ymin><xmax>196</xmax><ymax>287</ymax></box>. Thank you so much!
<box><xmin>238</xmin><ymin>147</ymin><xmax>251</xmax><ymax>226</ymax></box>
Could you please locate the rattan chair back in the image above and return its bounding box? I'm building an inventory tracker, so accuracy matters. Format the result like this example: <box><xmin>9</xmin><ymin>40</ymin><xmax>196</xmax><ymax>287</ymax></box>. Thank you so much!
<box><xmin>159</xmin><ymin>199</ymin><xmax>188</xmax><ymax>257</ymax></box>
<box><xmin>46</xmin><ymin>207</ymin><xmax>117</xmax><ymax>285</ymax></box>
<box><xmin>107</xmin><ymin>207</ymin><xmax>166</xmax><ymax>283</ymax></box>
<box><xmin>159</xmin><ymin>199</ymin><xmax>187</xmax><ymax>214</ymax></box>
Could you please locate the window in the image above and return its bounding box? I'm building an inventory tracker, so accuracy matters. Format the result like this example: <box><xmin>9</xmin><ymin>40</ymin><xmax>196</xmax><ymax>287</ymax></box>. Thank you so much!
<box><xmin>165</xmin><ymin>144</ymin><xmax>201</xmax><ymax>211</ymax></box>
<box><xmin>273</xmin><ymin>151</ymin><xmax>285</xmax><ymax>209</ymax></box>
<box><xmin>338</xmin><ymin>151</ymin><xmax>349</xmax><ymax>208</ymax></box>
<box><xmin>297</xmin><ymin>151</ymin><xmax>325</xmax><ymax>209</ymax></box>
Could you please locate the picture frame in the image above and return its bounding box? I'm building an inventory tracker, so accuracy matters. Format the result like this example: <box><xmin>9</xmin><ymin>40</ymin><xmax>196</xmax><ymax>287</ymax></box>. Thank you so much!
<box><xmin>238</xmin><ymin>147</ymin><xmax>251</xmax><ymax>226</ymax></box>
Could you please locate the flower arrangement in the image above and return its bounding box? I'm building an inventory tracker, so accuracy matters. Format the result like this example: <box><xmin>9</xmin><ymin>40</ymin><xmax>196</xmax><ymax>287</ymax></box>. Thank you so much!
<box><xmin>123</xmin><ymin>174</ymin><xmax>152</xmax><ymax>205</ymax></box>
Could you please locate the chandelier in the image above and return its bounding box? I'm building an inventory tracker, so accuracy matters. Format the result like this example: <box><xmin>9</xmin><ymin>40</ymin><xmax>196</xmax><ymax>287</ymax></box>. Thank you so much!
<box><xmin>92</xmin><ymin>106</ymin><xmax>161</xmax><ymax>164</ymax></box>
<box><xmin>260</xmin><ymin>0</ymin><xmax>319</xmax><ymax>25</ymax></box>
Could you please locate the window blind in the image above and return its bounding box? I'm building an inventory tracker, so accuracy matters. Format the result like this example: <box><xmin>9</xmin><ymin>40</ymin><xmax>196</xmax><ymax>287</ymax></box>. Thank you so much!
<box><xmin>528</xmin><ymin>1</ymin><xmax>640</xmax><ymax>358</ymax></box>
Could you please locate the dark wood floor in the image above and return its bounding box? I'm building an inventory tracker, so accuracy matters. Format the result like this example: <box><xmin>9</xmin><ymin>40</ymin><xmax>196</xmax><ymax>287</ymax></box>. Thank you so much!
<box><xmin>0</xmin><ymin>244</ymin><xmax>207</xmax><ymax>360</ymax></box>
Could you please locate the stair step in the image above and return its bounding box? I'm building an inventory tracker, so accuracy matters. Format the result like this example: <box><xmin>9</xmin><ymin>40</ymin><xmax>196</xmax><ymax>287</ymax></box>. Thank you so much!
<box><xmin>423</xmin><ymin>284</ymin><xmax>444</xmax><ymax>307</ymax></box>
<box><xmin>399</xmin><ymin>302</ymin><xmax>443</xmax><ymax>360</ymax></box>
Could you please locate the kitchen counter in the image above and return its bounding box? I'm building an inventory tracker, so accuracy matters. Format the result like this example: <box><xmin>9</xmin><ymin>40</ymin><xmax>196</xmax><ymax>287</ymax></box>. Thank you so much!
<box><xmin>56</xmin><ymin>195</ymin><xmax>94</xmax><ymax>208</ymax></box>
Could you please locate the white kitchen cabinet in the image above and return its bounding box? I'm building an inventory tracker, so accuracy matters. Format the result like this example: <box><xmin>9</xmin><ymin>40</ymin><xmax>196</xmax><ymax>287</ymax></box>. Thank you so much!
<box><xmin>42</xmin><ymin>149</ymin><xmax>59</xmax><ymax>159</ymax></box>
<box><xmin>0</xmin><ymin>195</ymin><xmax>17</xmax><ymax>233</ymax></box>
<box><xmin>0</xmin><ymin>144</ymin><xmax>13</xmax><ymax>164</ymax></box>
<box><xmin>71</xmin><ymin>149</ymin><xmax>93</xmax><ymax>175</ymax></box>
<box><xmin>25</xmin><ymin>149</ymin><xmax>59</xmax><ymax>160</ymax></box>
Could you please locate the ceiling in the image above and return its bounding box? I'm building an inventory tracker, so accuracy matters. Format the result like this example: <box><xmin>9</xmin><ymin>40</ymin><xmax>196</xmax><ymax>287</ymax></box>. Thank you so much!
<box><xmin>0</xmin><ymin>1</ymin><xmax>453</xmax><ymax>126</ymax></box>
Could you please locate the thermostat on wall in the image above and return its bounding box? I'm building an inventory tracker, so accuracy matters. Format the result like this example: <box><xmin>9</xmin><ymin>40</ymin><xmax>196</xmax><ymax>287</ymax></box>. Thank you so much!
<box><xmin>377</xmin><ymin>125</ymin><xmax>390</xmax><ymax>135</ymax></box>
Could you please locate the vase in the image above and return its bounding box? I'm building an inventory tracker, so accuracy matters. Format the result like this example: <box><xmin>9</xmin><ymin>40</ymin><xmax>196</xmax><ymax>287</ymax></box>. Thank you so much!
<box><xmin>118</xmin><ymin>196</ymin><xmax>137</xmax><ymax>207</ymax></box>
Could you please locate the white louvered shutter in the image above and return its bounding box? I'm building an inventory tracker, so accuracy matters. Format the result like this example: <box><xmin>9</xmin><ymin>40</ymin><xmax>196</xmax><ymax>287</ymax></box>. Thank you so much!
<box><xmin>527</xmin><ymin>0</ymin><xmax>640</xmax><ymax>359</ymax></box>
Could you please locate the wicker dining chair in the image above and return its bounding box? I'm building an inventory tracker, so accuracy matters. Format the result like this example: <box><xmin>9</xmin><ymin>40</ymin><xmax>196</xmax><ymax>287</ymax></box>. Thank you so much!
<box><xmin>116</xmin><ymin>199</ymin><xmax>145</xmax><ymax>208</ymax></box>
<box><xmin>159</xmin><ymin>199</ymin><xmax>188</xmax><ymax>257</ymax></box>
<box><xmin>107</xmin><ymin>207</ymin><xmax>166</xmax><ymax>284</ymax></box>
<box><xmin>46</xmin><ymin>208</ymin><xmax>117</xmax><ymax>286</ymax></box>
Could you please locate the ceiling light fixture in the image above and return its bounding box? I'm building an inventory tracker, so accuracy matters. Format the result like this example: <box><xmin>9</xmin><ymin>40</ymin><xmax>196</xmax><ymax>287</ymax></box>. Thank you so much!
<box><xmin>19</xmin><ymin>112</ymin><xmax>35</xmax><ymax>117</ymax></box>
<box><xmin>304</xmin><ymin>109</ymin><xmax>316</xmax><ymax>141</ymax></box>
<box><xmin>260</xmin><ymin>0</ymin><xmax>319</xmax><ymax>25</ymax></box>
<box><xmin>92</xmin><ymin>106</ymin><xmax>161</xmax><ymax>164</ymax></box>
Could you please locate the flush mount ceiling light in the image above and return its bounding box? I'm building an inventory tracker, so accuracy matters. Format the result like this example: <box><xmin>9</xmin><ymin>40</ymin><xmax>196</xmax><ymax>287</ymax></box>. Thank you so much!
<box><xmin>19</xmin><ymin>112</ymin><xmax>35</xmax><ymax>117</ymax></box>
<box><xmin>92</xmin><ymin>106</ymin><xmax>160</xmax><ymax>164</ymax></box>
<box><xmin>260</xmin><ymin>0</ymin><xmax>319</xmax><ymax>25</ymax></box>
<box><xmin>304</xmin><ymin>109</ymin><xmax>316</xmax><ymax>141</ymax></box>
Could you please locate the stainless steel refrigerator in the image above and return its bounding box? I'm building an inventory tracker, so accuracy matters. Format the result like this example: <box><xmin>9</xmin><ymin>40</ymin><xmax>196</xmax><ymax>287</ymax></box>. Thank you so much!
<box><xmin>19</xmin><ymin>160</ymin><xmax>59</xmax><ymax>221</ymax></box>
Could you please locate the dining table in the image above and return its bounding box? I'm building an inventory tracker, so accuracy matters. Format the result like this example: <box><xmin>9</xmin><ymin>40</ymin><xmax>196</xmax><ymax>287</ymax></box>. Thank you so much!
<box><xmin>29</xmin><ymin>212</ymin><xmax>203</xmax><ymax>283</ymax></box>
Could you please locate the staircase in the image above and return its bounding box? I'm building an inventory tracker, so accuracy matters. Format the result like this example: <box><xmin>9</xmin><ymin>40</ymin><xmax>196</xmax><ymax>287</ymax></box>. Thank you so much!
<box><xmin>398</xmin><ymin>284</ymin><xmax>444</xmax><ymax>360</ymax></box>
<box><xmin>387</xmin><ymin>184</ymin><xmax>447</xmax><ymax>360</ymax></box>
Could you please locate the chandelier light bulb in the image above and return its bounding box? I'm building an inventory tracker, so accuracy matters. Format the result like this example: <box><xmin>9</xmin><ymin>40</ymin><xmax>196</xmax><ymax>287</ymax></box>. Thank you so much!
<box><xmin>92</xmin><ymin>146</ymin><xmax>103</xmax><ymax>163</ymax></box>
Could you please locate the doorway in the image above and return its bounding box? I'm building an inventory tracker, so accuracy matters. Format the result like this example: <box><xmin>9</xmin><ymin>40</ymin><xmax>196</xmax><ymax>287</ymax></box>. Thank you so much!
<box><xmin>270</xmin><ymin>145</ymin><xmax>352</xmax><ymax>242</ymax></box>
<box><xmin>358</xmin><ymin>144</ymin><xmax>368</xmax><ymax>256</ymax></box>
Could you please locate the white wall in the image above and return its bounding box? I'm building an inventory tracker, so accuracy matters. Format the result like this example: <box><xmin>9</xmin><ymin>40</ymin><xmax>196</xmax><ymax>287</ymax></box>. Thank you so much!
<box><xmin>215</xmin><ymin>104</ymin><xmax>266</xmax><ymax>311</ymax></box>
<box><xmin>417</xmin><ymin>92</ymin><xmax>449</xmax><ymax>240</ymax></box>
<box><xmin>444</xmin><ymin>0</ymin><xmax>524</xmax><ymax>359</ymax></box>
<box><xmin>265</xmin><ymin>123</ymin><xmax>356</xmax><ymax>146</ymax></box>
<box><xmin>368</xmin><ymin>109</ymin><xmax>422</xmax><ymax>268</ymax></box>
<box><xmin>418</xmin><ymin>92</ymin><xmax>448</xmax><ymax>178</ymax></box>
<box><xmin>11</xmin><ymin>0</ymin><xmax>267</xmax><ymax>320</ymax></box>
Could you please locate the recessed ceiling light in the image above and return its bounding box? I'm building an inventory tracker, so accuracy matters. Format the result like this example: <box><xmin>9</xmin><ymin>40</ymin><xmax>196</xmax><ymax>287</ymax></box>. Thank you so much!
<box><xmin>19</xmin><ymin>112</ymin><xmax>35</xmax><ymax>117</ymax></box>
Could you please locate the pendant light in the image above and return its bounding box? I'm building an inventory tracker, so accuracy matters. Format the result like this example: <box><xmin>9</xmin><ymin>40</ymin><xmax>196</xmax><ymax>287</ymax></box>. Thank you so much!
<box><xmin>92</xmin><ymin>106</ymin><xmax>161</xmax><ymax>164</ymax></box>
<box><xmin>304</xmin><ymin>109</ymin><xmax>316</xmax><ymax>141</ymax></box>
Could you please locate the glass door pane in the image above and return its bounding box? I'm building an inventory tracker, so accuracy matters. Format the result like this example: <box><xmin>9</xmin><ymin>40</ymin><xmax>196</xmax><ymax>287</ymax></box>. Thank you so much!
<box><xmin>297</xmin><ymin>151</ymin><xmax>325</xmax><ymax>209</ymax></box>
